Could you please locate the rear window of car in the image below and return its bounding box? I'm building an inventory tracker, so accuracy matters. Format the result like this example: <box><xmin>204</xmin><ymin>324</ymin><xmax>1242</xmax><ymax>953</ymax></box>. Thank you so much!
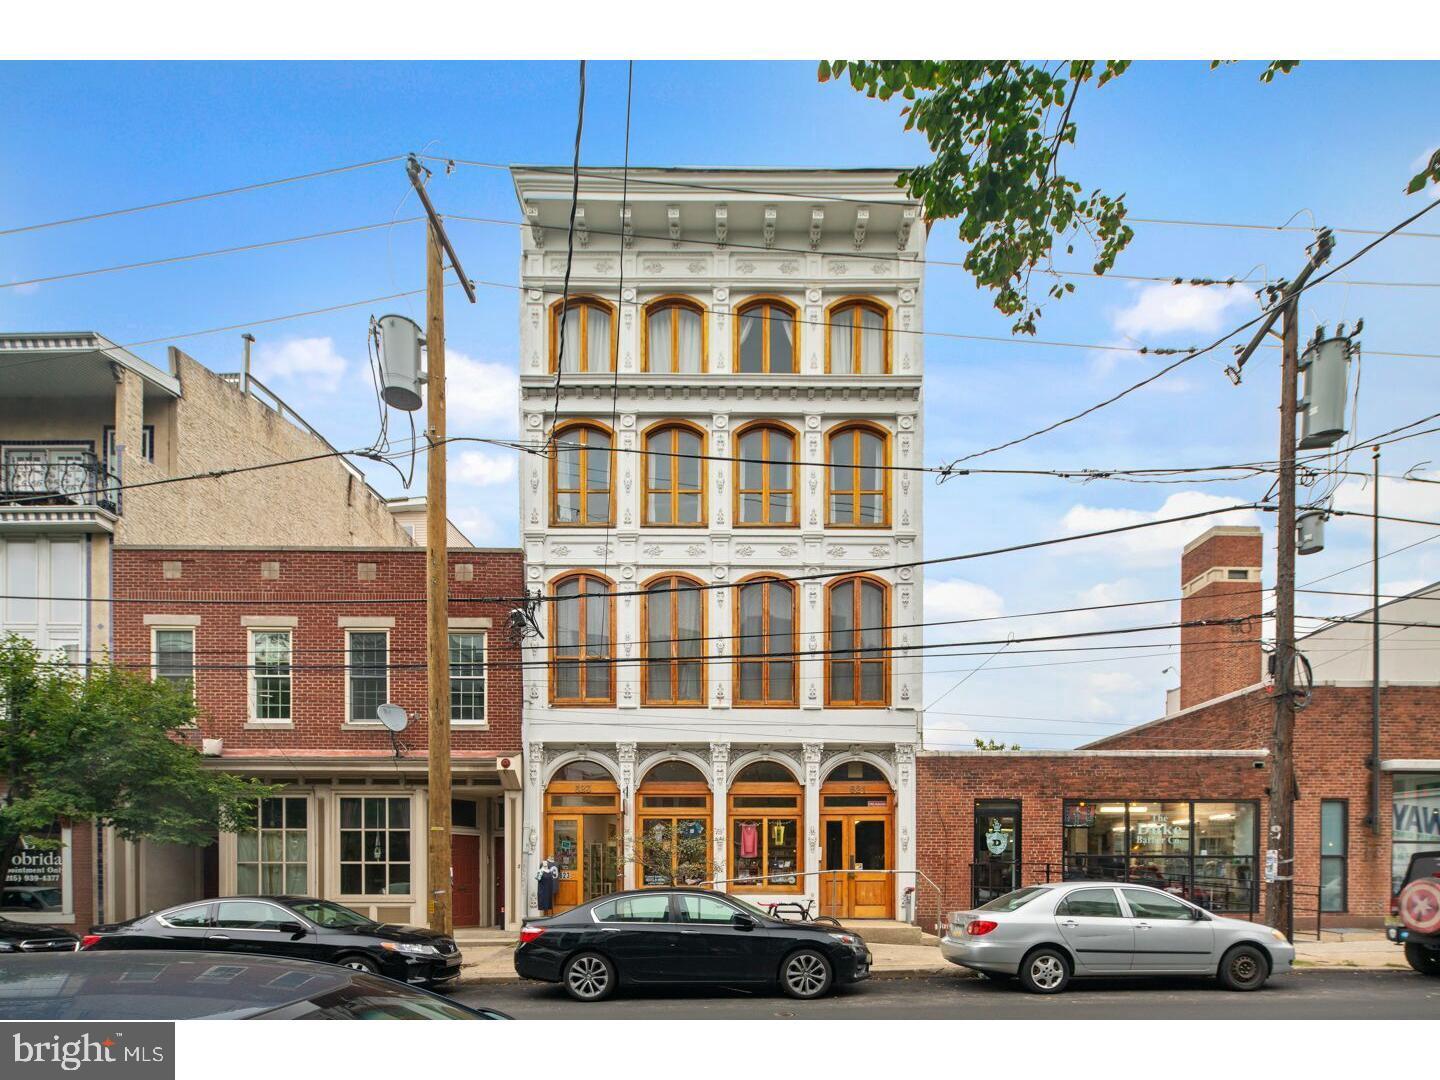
<box><xmin>1406</xmin><ymin>854</ymin><xmax>1440</xmax><ymax>885</ymax></box>
<box><xmin>977</xmin><ymin>887</ymin><xmax>1048</xmax><ymax>912</ymax></box>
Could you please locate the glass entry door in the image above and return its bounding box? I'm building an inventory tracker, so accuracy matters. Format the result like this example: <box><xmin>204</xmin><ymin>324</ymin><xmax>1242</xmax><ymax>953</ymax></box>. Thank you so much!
<box><xmin>973</xmin><ymin>800</ymin><xmax>1022</xmax><ymax>908</ymax></box>
<box><xmin>820</xmin><ymin>815</ymin><xmax>893</xmax><ymax>919</ymax></box>
<box><xmin>547</xmin><ymin>813</ymin><xmax>619</xmax><ymax>911</ymax></box>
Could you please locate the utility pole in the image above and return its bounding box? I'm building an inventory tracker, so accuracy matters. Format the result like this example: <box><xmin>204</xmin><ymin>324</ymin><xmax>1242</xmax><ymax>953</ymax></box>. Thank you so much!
<box><xmin>1230</xmin><ymin>228</ymin><xmax>1333</xmax><ymax>942</ymax></box>
<box><xmin>405</xmin><ymin>155</ymin><xmax>476</xmax><ymax>935</ymax></box>
<box><xmin>1369</xmin><ymin>445</ymin><xmax>1382</xmax><ymax>834</ymax></box>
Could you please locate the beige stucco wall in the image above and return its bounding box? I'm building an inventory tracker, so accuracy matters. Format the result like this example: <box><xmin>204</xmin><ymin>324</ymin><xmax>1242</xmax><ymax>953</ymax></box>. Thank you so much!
<box><xmin>114</xmin><ymin>351</ymin><xmax>412</xmax><ymax>548</ymax></box>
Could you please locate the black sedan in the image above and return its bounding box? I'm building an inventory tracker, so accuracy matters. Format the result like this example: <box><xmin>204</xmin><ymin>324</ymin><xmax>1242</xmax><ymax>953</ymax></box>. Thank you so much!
<box><xmin>0</xmin><ymin>951</ymin><xmax>507</xmax><ymax>1020</ymax></box>
<box><xmin>514</xmin><ymin>888</ymin><xmax>871</xmax><ymax>1001</ymax></box>
<box><xmin>80</xmin><ymin>896</ymin><xmax>462</xmax><ymax>988</ymax></box>
<box><xmin>0</xmin><ymin>918</ymin><xmax>79</xmax><ymax>955</ymax></box>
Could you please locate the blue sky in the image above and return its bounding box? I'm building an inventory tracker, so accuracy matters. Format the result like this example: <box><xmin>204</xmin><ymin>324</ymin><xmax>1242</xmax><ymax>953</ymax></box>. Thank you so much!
<box><xmin>3</xmin><ymin>60</ymin><xmax>1438</xmax><ymax>748</ymax></box>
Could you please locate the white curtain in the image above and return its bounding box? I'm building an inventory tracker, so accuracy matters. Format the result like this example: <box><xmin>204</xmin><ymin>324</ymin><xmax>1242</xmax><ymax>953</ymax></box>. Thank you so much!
<box><xmin>676</xmin><ymin>308</ymin><xmax>702</xmax><ymax>372</ymax></box>
<box><xmin>830</xmin><ymin>317</ymin><xmax>853</xmax><ymax>373</ymax></box>
<box><xmin>859</xmin><ymin>308</ymin><xmax>884</xmax><ymax>373</ymax></box>
<box><xmin>649</xmin><ymin>309</ymin><xmax>672</xmax><ymax>371</ymax></box>
<box><xmin>560</xmin><ymin>307</ymin><xmax>582</xmax><ymax>372</ymax></box>
<box><xmin>587</xmin><ymin>307</ymin><xmax>611</xmax><ymax>371</ymax></box>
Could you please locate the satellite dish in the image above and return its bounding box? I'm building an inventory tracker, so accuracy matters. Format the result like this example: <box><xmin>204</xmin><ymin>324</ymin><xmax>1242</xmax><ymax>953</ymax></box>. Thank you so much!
<box><xmin>377</xmin><ymin>704</ymin><xmax>409</xmax><ymax>733</ymax></box>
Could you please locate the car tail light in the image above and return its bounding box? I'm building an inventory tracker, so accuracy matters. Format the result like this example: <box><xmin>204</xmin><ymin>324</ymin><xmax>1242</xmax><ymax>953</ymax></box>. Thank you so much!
<box><xmin>966</xmin><ymin>920</ymin><xmax>998</xmax><ymax>936</ymax></box>
<box><xmin>519</xmin><ymin>926</ymin><xmax>547</xmax><ymax>945</ymax></box>
<box><xmin>78</xmin><ymin>935</ymin><xmax>101</xmax><ymax>950</ymax></box>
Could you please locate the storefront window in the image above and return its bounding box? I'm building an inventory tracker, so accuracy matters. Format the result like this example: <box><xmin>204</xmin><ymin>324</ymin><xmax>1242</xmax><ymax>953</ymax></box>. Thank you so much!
<box><xmin>1393</xmin><ymin>773</ymin><xmax>1440</xmax><ymax>894</ymax></box>
<box><xmin>237</xmin><ymin>796</ymin><xmax>308</xmax><ymax>895</ymax></box>
<box><xmin>339</xmin><ymin>796</ymin><xmax>410</xmax><ymax>897</ymax></box>
<box><xmin>1</xmin><ymin>826</ymin><xmax>68</xmax><ymax>916</ymax></box>
<box><xmin>636</xmin><ymin>762</ymin><xmax>710</xmax><ymax>887</ymax></box>
<box><xmin>1063</xmin><ymin>799</ymin><xmax>1259</xmax><ymax>912</ymax></box>
<box><xmin>728</xmin><ymin>761</ymin><xmax>802</xmax><ymax>892</ymax></box>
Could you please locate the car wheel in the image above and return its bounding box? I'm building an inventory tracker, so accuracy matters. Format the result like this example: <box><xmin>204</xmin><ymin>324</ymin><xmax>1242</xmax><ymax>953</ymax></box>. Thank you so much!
<box><xmin>780</xmin><ymin>949</ymin><xmax>833</xmax><ymax>999</ymax></box>
<box><xmin>1018</xmin><ymin>947</ymin><xmax>1071</xmax><ymax>994</ymax></box>
<box><xmin>338</xmin><ymin>955</ymin><xmax>380</xmax><ymax>975</ymax></box>
<box><xmin>1404</xmin><ymin>943</ymin><xmax>1440</xmax><ymax>977</ymax></box>
<box><xmin>1217</xmin><ymin>944</ymin><xmax>1270</xmax><ymax>991</ymax></box>
<box><xmin>563</xmin><ymin>952</ymin><xmax>616</xmax><ymax>1002</ymax></box>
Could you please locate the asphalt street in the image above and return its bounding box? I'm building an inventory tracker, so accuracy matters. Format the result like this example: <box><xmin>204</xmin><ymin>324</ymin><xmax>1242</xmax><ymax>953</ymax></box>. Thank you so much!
<box><xmin>453</xmin><ymin>969</ymin><xmax>1440</xmax><ymax>1019</ymax></box>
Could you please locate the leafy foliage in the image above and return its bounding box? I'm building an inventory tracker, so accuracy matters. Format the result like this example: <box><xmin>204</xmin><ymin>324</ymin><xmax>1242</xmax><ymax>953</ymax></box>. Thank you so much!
<box><xmin>973</xmin><ymin>737</ymin><xmax>1021</xmax><ymax>751</ymax></box>
<box><xmin>633</xmin><ymin>820</ymin><xmax>709</xmax><ymax>887</ymax></box>
<box><xmin>0</xmin><ymin>635</ymin><xmax>274</xmax><ymax>893</ymax></box>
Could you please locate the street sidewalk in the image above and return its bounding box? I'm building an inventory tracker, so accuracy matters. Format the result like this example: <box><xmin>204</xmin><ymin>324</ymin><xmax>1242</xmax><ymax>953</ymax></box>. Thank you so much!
<box><xmin>454</xmin><ymin>933</ymin><xmax>1408</xmax><ymax>985</ymax></box>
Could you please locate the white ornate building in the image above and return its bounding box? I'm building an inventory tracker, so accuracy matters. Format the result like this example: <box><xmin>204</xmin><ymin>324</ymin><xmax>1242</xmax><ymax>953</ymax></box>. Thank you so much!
<box><xmin>512</xmin><ymin>167</ymin><xmax>924</xmax><ymax>921</ymax></box>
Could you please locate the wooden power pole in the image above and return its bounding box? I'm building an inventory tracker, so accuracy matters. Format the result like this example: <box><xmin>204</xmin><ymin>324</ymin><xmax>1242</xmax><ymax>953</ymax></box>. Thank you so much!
<box><xmin>1230</xmin><ymin>229</ymin><xmax>1332</xmax><ymax>942</ymax></box>
<box><xmin>406</xmin><ymin>156</ymin><xmax>476</xmax><ymax>935</ymax></box>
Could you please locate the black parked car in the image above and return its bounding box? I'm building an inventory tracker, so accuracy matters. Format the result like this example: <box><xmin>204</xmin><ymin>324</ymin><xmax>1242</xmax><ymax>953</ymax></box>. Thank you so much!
<box><xmin>0</xmin><ymin>918</ymin><xmax>79</xmax><ymax>955</ymax></box>
<box><xmin>515</xmin><ymin>888</ymin><xmax>872</xmax><ymax>1002</ymax></box>
<box><xmin>0</xmin><ymin>951</ymin><xmax>507</xmax><ymax>1020</ymax></box>
<box><xmin>81</xmin><ymin>896</ymin><xmax>462</xmax><ymax>988</ymax></box>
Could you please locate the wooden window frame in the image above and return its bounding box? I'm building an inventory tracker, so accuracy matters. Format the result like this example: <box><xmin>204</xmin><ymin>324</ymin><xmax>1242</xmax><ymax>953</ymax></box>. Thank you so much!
<box><xmin>247</xmin><ymin>628</ymin><xmax>293</xmax><ymax>725</ymax></box>
<box><xmin>825</xmin><ymin>574</ymin><xmax>890</xmax><ymax>707</ymax></box>
<box><xmin>732</xmin><ymin>296</ymin><xmax>799</xmax><ymax>375</ymax></box>
<box><xmin>641</xmin><ymin>296</ymin><xmax>708</xmax><ymax>374</ymax></box>
<box><xmin>641</xmin><ymin>420</ymin><xmax>707</xmax><ymax>528</ymax></box>
<box><xmin>826</xmin><ymin>422</ymin><xmax>890</xmax><ymax>529</ymax></box>
<box><xmin>635</xmin><ymin>768</ymin><xmax>712</xmax><ymax>889</ymax></box>
<box><xmin>549</xmin><ymin>421</ymin><xmax>615</xmax><ymax>528</ymax></box>
<box><xmin>733</xmin><ymin>575</ymin><xmax>798</xmax><ymax>707</ymax></box>
<box><xmin>549</xmin><ymin>295</ymin><xmax>617</xmax><ymax>374</ymax></box>
<box><xmin>824</xmin><ymin>297</ymin><xmax>892</xmax><ymax>375</ymax></box>
<box><xmin>641</xmin><ymin>572</ymin><xmax>707</xmax><ymax>707</ymax></box>
<box><xmin>733</xmin><ymin>420</ymin><xmax>798</xmax><ymax>529</ymax></box>
<box><xmin>728</xmin><ymin>765</ymin><xmax>804</xmax><ymax>894</ymax></box>
<box><xmin>335</xmin><ymin>793</ymin><xmax>413</xmax><ymax>901</ymax></box>
<box><xmin>548</xmin><ymin>571</ymin><xmax>615</xmax><ymax>706</ymax></box>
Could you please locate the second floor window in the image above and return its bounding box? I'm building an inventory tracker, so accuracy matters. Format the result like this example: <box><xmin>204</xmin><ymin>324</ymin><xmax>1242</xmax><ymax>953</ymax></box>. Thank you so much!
<box><xmin>736</xmin><ymin>424</ymin><xmax>796</xmax><ymax>527</ymax></box>
<box><xmin>828</xmin><ymin>424</ymin><xmax>888</xmax><ymax>527</ymax></box>
<box><xmin>646</xmin><ymin>298</ymin><xmax>704</xmax><ymax>373</ymax></box>
<box><xmin>827</xmin><ymin>576</ymin><xmax>888</xmax><ymax>706</ymax></box>
<box><xmin>552</xmin><ymin>573</ymin><xmax>613</xmax><ymax>704</ymax></box>
<box><xmin>152</xmin><ymin>628</ymin><xmax>195</xmax><ymax>691</ymax></box>
<box><xmin>828</xmin><ymin>299</ymin><xmax>889</xmax><ymax>374</ymax></box>
<box><xmin>736</xmin><ymin>576</ymin><xmax>796</xmax><ymax>706</ymax></box>
<box><xmin>735</xmin><ymin>299</ymin><xmax>796</xmax><ymax>374</ymax></box>
<box><xmin>552</xmin><ymin>423</ymin><xmax>612</xmax><ymax>526</ymax></box>
<box><xmin>449</xmin><ymin>631</ymin><xmax>487</xmax><ymax>724</ymax></box>
<box><xmin>644</xmin><ymin>424</ymin><xmax>704</xmax><ymax>526</ymax></box>
<box><xmin>250</xmin><ymin>629</ymin><xmax>292</xmax><ymax>722</ymax></box>
<box><xmin>644</xmin><ymin>575</ymin><xmax>705</xmax><ymax>705</ymax></box>
<box><xmin>552</xmin><ymin>296</ymin><xmax>615</xmax><ymax>373</ymax></box>
<box><xmin>347</xmin><ymin>630</ymin><xmax>388</xmax><ymax>723</ymax></box>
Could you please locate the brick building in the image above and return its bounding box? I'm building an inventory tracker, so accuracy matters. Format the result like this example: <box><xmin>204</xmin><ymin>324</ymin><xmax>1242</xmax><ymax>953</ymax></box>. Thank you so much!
<box><xmin>914</xmin><ymin>525</ymin><xmax>1440</xmax><ymax>931</ymax></box>
<box><xmin>108</xmin><ymin>544</ymin><xmax>526</xmax><ymax>930</ymax></box>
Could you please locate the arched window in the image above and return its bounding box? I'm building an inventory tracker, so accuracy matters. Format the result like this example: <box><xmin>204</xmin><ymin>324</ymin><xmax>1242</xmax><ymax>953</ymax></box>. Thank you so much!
<box><xmin>636</xmin><ymin>760</ymin><xmax>710</xmax><ymax>887</ymax></box>
<box><xmin>645</xmin><ymin>297</ymin><xmax>705</xmax><ymax>373</ymax></box>
<box><xmin>643</xmin><ymin>574</ymin><xmax>705</xmax><ymax>706</ymax></box>
<box><xmin>554</xmin><ymin>759</ymin><xmax>613</xmax><ymax>782</ymax></box>
<box><xmin>550</xmin><ymin>296</ymin><xmax>615</xmax><ymax>373</ymax></box>
<box><xmin>551</xmin><ymin>422</ymin><xmax>612</xmax><ymax>526</ymax></box>
<box><xmin>827</xmin><ymin>423</ymin><xmax>888</xmax><ymax>527</ymax></box>
<box><xmin>643</xmin><ymin>423</ymin><xmax>704</xmax><ymax>526</ymax></box>
<box><xmin>735</xmin><ymin>423</ymin><xmax>796</xmax><ymax>527</ymax></box>
<box><xmin>551</xmin><ymin>572</ymin><xmax>613</xmax><ymax>705</ymax></box>
<box><xmin>827</xmin><ymin>576</ymin><xmax>888</xmax><ymax>706</ymax></box>
<box><xmin>734</xmin><ymin>298</ymin><xmax>797</xmax><ymax>374</ymax></box>
<box><xmin>728</xmin><ymin>760</ymin><xmax>802</xmax><ymax>893</ymax></box>
<box><xmin>827</xmin><ymin>298</ymin><xmax>889</xmax><ymax>374</ymax></box>
<box><xmin>735</xmin><ymin>576</ymin><xmax>796</xmax><ymax>706</ymax></box>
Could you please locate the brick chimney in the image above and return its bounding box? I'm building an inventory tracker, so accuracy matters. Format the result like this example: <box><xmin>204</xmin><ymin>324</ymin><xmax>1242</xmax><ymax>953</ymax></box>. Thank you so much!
<box><xmin>1179</xmin><ymin>526</ymin><xmax>1264</xmax><ymax>709</ymax></box>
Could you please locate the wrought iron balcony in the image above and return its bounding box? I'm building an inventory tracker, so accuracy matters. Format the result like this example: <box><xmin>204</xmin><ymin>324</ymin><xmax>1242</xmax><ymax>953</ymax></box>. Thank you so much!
<box><xmin>0</xmin><ymin>450</ymin><xmax>119</xmax><ymax>513</ymax></box>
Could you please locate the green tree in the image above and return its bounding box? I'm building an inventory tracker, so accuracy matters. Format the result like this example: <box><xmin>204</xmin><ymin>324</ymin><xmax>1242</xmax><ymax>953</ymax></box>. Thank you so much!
<box><xmin>820</xmin><ymin>61</ymin><xmax>1435</xmax><ymax>334</ymax></box>
<box><xmin>632</xmin><ymin>820</ymin><xmax>710</xmax><ymax>887</ymax></box>
<box><xmin>974</xmin><ymin>737</ymin><xmax>1020</xmax><ymax>751</ymax></box>
<box><xmin>0</xmin><ymin>635</ymin><xmax>273</xmax><ymax>898</ymax></box>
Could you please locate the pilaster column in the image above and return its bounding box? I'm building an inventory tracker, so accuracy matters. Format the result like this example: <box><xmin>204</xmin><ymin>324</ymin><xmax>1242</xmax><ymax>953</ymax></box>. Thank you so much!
<box><xmin>709</xmin><ymin>742</ymin><xmax>730</xmax><ymax>889</ymax></box>
<box><xmin>523</xmin><ymin>741</ymin><xmax>543</xmax><ymax>915</ymax></box>
<box><xmin>895</xmin><ymin>742</ymin><xmax>918</xmax><ymax>921</ymax></box>
<box><xmin>803</xmin><ymin>742</ymin><xmax>824</xmax><ymax>902</ymax></box>
<box><xmin>617</xmin><ymin>742</ymin><xmax>638</xmax><ymax>891</ymax></box>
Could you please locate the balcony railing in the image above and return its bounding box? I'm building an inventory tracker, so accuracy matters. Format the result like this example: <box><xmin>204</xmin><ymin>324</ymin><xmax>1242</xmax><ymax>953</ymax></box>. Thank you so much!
<box><xmin>1</xmin><ymin>451</ymin><xmax>119</xmax><ymax>513</ymax></box>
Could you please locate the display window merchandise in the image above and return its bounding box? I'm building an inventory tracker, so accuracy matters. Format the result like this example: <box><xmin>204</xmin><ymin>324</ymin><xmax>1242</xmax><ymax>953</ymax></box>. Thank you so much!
<box><xmin>544</xmin><ymin>760</ymin><xmax>622</xmax><ymax>912</ymax></box>
<box><xmin>635</xmin><ymin>761</ymin><xmax>711</xmax><ymax>888</ymax></box>
<box><xmin>728</xmin><ymin>760</ymin><xmax>803</xmax><ymax>893</ymax></box>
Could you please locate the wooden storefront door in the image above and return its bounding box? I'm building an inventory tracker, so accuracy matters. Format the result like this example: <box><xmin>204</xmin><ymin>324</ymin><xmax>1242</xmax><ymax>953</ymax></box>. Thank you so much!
<box><xmin>820</xmin><ymin>814</ymin><xmax>894</xmax><ymax>919</ymax></box>
<box><xmin>451</xmin><ymin>834</ymin><xmax>480</xmax><ymax>928</ymax></box>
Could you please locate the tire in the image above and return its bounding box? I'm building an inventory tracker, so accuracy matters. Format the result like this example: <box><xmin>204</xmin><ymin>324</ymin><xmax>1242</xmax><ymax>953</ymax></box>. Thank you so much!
<box><xmin>1217</xmin><ymin>944</ymin><xmax>1270</xmax><ymax>991</ymax></box>
<box><xmin>562</xmin><ymin>952</ymin><xmax>616</xmax><ymax>1002</ymax></box>
<box><xmin>337</xmin><ymin>954</ymin><xmax>380</xmax><ymax>975</ymax></box>
<box><xmin>1018</xmin><ymin>947</ymin><xmax>1070</xmax><ymax>994</ymax></box>
<box><xmin>1404</xmin><ymin>943</ymin><xmax>1440</xmax><ymax>977</ymax></box>
<box><xmin>780</xmin><ymin>949</ymin><xmax>834</xmax><ymax>1000</ymax></box>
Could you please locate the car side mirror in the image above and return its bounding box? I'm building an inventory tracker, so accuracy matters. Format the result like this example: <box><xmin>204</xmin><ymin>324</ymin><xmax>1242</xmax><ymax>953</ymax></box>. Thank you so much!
<box><xmin>1192</xmin><ymin>909</ymin><xmax>1209</xmax><ymax>921</ymax></box>
<box><xmin>277</xmin><ymin>921</ymin><xmax>307</xmax><ymax>936</ymax></box>
<box><xmin>731</xmin><ymin>913</ymin><xmax>756</xmax><ymax>931</ymax></box>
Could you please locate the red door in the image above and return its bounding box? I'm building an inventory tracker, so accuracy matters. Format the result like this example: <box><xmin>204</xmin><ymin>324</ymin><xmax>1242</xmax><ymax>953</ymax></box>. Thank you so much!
<box><xmin>452</xmin><ymin>835</ymin><xmax>480</xmax><ymax>928</ymax></box>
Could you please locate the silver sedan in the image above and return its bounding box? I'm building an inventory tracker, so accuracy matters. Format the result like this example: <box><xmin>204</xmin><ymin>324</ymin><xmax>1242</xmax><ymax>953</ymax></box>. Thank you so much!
<box><xmin>940</xmin><ymin>882</ymin><xmax>1294</xmax><ymax>994</ymax></box>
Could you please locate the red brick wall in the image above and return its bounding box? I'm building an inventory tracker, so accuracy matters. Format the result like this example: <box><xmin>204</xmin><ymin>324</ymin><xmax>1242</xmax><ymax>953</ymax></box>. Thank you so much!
<box><xmin>915</xmin><ymin>752</ymin><xmax>1268</xmax><ymax>931</ymax></box>
<box><xmin>111</xmin><ymin>547</ymin><xmax>525</xmax><ymax>756</ymax></box>
<box><xmin>1086</xmin><ymin>683</ymin><xmax>1440</xmax><ymax>921</ymax></box>
<box><xmin>1180</xmin><ymin>529</ymin><xmax>1263</xmax><ymax>709</ymax></box>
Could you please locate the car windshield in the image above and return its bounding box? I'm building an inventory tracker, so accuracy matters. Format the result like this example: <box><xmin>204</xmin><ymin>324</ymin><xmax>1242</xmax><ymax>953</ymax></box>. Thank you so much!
<box><xmin>976</xmin><ymin>886</ymin><xmax>1049</xmax><ymax>913</ymax></box>
<box><xmin>290</xmin><ymin>900</ymin><xmax>376</xmax><ymax>930</ymax></box>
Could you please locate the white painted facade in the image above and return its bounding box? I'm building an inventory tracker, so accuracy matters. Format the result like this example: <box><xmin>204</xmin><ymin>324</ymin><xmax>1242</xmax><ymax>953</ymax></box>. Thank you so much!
<box><xmin>512</xmin><ymin>168</ymin><xmax>925</xmax><ymax>919</ymax></box>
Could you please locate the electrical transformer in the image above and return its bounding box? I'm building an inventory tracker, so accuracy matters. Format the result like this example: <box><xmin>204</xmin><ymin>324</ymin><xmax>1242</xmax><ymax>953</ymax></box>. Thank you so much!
<box><xmin>1297</xmin><ymin>334</ymin><xmax>1352</xmax><ymax>449</ymax></box>
<box><xmin>376</xmin><ymin>313</ymin><xmax>425</xmax><ymax>412</ymax></box>
<box><xmin>1297</xmin><ymin>507</ymin><xmax>1327</xmax><ymax>555</ymax></box>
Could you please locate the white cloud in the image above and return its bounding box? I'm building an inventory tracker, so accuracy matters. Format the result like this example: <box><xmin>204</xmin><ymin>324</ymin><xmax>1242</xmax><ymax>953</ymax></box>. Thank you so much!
<box><xmin>450</xmin><ymin>506</ymin><xmax>501</xmax><ymax>545</ymax></box>
<box><xmin>452</xmin><ymin>450</ymin><xmax>517</xmax><ymax>488</ymax></box>
<box><xmin>252</xmin><ymin>336</ymin><xmax>348</xmax><ymax>392</ymax></box>
<box><xmin>447</xmin><ymin>351</ymin><xmax>519</xmax><ymax>432</ymax></box>
<box><xmin>1112</xmin><ymin>283</ymin><xmax>1253</xmax><ymax>339</ymax></box>
<box><xmin>1061</xmin><ymin>491</ymin><xmax>1261</xmax><ymax>567</ymax></box>
<box><xmin>924</xmin><ymin>579</ymin><xmax>1005</xmax><ymax>621</ymax></box>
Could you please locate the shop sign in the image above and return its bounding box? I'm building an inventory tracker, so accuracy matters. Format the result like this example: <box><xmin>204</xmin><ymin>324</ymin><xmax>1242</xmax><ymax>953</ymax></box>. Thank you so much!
<box><xmin>1394</xmin><ymin>799</ymin><xmax>1440</xmax><ymax>841</ymax></box>
<box><xmin>2</xmin><ymin>831</ymin><xmax>65</xmax><ymax>914</ymax></box>
<box><xmin>985</xmin><ymin>824</ymin><xmax>1009</xmax><ymax>856</ymax></box>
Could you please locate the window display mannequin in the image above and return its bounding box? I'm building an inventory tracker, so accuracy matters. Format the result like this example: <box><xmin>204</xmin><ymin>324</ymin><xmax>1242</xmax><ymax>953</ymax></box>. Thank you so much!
<box><xmin>536</xmin><ymin>855</ymin><xmax>559</xmax><ymax>914</ymax></box>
